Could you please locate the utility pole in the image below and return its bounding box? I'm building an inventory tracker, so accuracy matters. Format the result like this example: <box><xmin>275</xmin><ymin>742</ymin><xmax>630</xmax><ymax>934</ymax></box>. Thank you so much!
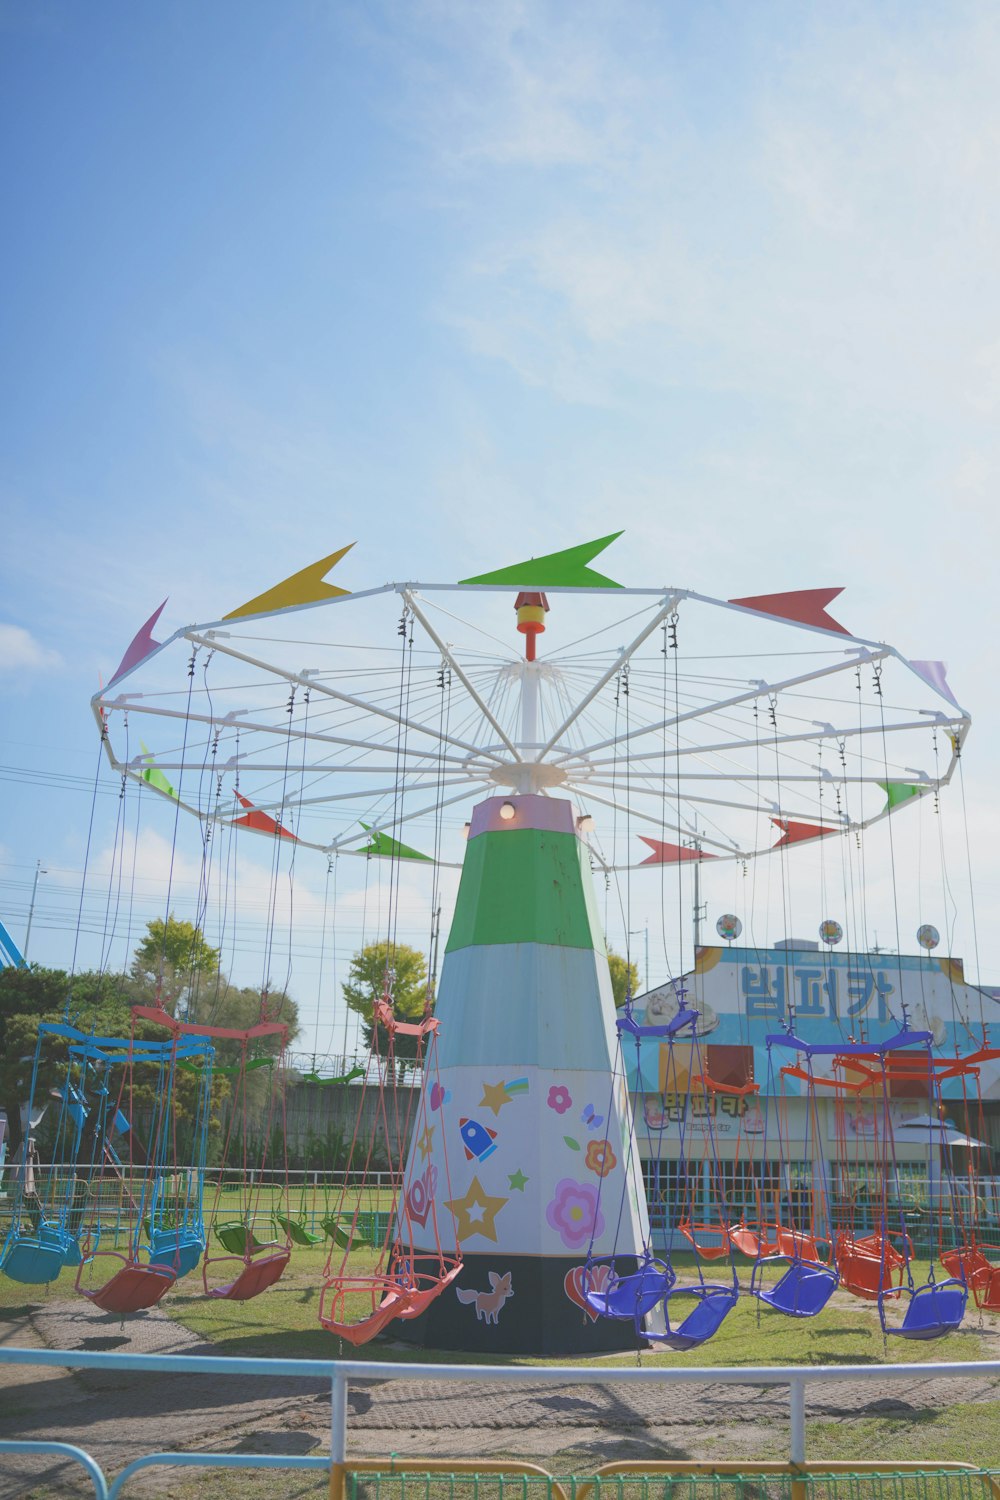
<box><xmin>691</xmin><ymin>835</ymin><xmax>706</xmax><ymax>953</ymax></box>
<box><xmin>23</xmin><ymin>860</ymin><xmax>47</xmax><ymax>963</ymax></box>
<box><xmin>628</xmin><ymin>926</ymin><xmax>649</xmax><ymax>994</ymax></box>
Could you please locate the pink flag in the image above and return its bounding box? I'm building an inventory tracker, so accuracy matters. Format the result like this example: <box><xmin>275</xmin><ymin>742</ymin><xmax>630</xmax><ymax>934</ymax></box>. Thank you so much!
<box><xmin>109</xmin><ymin>600</ymin><xmax>168</xmax><ymax>685</ymax></box>
<box><xmin>728</xmin><ymin>588</ymin><xmax>849</xmax><ymax>635</ymax></box>
<box><xmin>908</xmin><ymin>659</ymin><xmax>961</xmax><ymax>709</ymax></box>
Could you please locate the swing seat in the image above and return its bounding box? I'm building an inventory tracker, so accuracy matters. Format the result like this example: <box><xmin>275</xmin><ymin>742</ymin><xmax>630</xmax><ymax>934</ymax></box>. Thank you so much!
<box><xmin>148</xmin><ymin>1228</ymin><xmax>205</xmax><ymax>1278</ymax></box>
<box><xmin>55</xmin><ymin>1230</ymin><xmax>85</xmax><ymax>1268</ymax></box>
<box><xmin>836</xmin><ymin>1233</ymin><xmax>905</xmax><ymax>1302</ymax></box>
<box><xmin>318</xmin><ymin>1274</ymin><xmax>415</xmax><ymax>1344</ymax></box>
<box><xmin>205</xmin><ymin>1249</ymin><xmax>290</xmax><ymax>1301</ymax></box>
<box><xmin>213</xmin><ymin>1220</ymin><xmax>280</xmax><ymax>1255</ymax></box>
<box><xmin>881</xmin><ymin>1278</ymin><xmax>967</xmax><ymax>1340</ymax></box>
<box><xmin>774</xmin><ymin>1227</ymin><xmax>824</xmax><ymax>1262</ymax></box>
<box><xmin>643</xmin><ymin>1285</ymin><xmax>738</xmax><ymax>1350</ymax></box>
<box><xmin>83</xmin><ymin>1262</ymin><xmax>177</xmax><ymax>1314</ymax></box>
<box><xmin>754</xmin><ymin>1259</ymin><xmax>838</xmax><ymax>1318</ymax></box>
<box><xmin>583</xmin><ymin>1256</ymin><xmax>675</xmax><ymax>1320</ymax></box>
<box><xmin>273</xmin><ymin>1214</ymin><xmax>324</xmax><ymax>1247</ymax></box>
<box><xmin>395</xmin><ymin>1260</ymin><xmax>464</xmax><ymax>1319</ymax></box>
<box><xmin>940</xmin><ymin>1247</ymin><xmax>1000</xmax><ymax>1311</ymax></box>
<box><xmin>0</xmin><ymin>1232</ymin><xmax>66</xmax><ymax>1285</ymax></box>
<box><xmin>321</xmin><ymin>1216</ymin><xmax>371</xmax><ymax>1250</ymax></box>
<box><xmin>678</xmin><ymin>1220</ymin><xmax>731</xmax><ymax>1260</ymax></box>
<box><xmin>729</xmin><ymin>1221</ymin><xmax>779</xmax><ymax>1258</ymax></box>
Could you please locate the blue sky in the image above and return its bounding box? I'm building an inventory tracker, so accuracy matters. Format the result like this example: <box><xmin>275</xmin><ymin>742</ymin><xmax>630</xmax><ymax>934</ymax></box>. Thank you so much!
<box><xmin>2</xmin><ymin>1</ymin><xmax>999</xmax><ymax>1053</ymax></box>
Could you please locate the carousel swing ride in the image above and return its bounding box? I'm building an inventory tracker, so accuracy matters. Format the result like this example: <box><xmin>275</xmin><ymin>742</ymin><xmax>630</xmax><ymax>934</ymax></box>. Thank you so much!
<box><xmin>3</xmin><ymin>529</ymin><xmax>993</xmax><ymax>1356</ymax></box>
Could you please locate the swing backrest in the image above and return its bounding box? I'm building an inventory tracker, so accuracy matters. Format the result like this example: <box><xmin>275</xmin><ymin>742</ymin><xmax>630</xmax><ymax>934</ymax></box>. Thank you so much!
<box><xmin>84</xmin><ymin>1261</ymin><xmax>176</xmax><ymax>1314</ymax></box>
<box><xmin>757</xmin><ymin>1260</ymin><xmax>838</xmax><ymax>1317</ymax></box>
<box><xmin>0</xmin><ymin>1231</ymin><xmax>66</xmax><ymax>1286</ymax></box>
<box><xmin>148</xmin><ymin>1227</ymin><xmax>206</xmax><ymax>1278</ymax></box>
<box><xmin>645</xmin><ymin>1285</ymin><xmax>737</xmax><ymax>1350</ymax></box>
<box><xmin>205</xmin><ymin>1249</ymin><xmax>290</xmax><ymax>1301</ymax></box>
<box><xmin>881</xmin><ymin>1278</ymin><xmax>967</xmax><ymax>1340</ymax></box>
<box><xmin>584</xmin><ymin>1258</ymin><xmax>674</xmax><ymax>1321</ymax></box>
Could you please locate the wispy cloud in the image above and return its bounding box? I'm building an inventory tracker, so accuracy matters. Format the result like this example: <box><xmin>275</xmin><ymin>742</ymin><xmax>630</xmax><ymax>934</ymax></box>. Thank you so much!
<box><xmin>0</xmin><ymin>623</ymin><xmax>62</xmax><ymax>675</ymax></box>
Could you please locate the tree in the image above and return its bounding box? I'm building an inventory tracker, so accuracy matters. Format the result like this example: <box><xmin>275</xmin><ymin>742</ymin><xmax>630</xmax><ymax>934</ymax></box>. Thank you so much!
<box><xmin>130</xmin><ymin>915</ymin><xmax>220</xmax><ymax>1013</ymax></box>
<box><xmin>342</xmin><ymin>941</ymin><xmax>432</xmax><ymax>1069</ymax></box>
<box><xmin>607</xmin><ymin>947</ymin><xmax>640</xmax><ymax>1008</ymax></box>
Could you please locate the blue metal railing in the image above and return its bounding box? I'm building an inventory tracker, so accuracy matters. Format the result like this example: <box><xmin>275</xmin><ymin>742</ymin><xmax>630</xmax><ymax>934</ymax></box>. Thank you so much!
<box><xmin>2</xmin><ymin>1347</ymin><xmax>1000</xmax><ymax>1497</ymax></box>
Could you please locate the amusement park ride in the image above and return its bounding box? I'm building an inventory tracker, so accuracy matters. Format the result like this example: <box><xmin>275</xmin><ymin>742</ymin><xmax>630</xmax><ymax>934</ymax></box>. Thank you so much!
<box><xmin>1</xmin><ymin>531</ymin><xmax>996</xmax><ymax>1353</ymax></box>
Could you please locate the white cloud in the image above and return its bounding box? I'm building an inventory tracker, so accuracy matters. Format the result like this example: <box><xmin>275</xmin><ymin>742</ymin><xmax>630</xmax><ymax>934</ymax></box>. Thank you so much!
<box><xmin>0</xmin><ymin>623</ymin><xmax>62</xmax><ymax>675</ymax></box>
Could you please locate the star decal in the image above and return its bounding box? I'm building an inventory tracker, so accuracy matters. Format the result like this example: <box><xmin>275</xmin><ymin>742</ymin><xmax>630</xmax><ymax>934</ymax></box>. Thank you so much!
<box><xmin>417</xmin><ymin>1124</ymin><xmax>435</xmax><ymax>1160</ymax></box>
<box><xmin>508</xmin><ymin>1168</ymin><xmax>529</xmax><ymax>1192</ymax></box>
<box><xmin>480</xmin><ymin>1080</ymin><xmax>514</xmax><ymax>1117</ymax></box>
<box><xmin>444</xmin><ymin>1175</ymin><xmax>508</xmax><ymax>1242</ymax></box>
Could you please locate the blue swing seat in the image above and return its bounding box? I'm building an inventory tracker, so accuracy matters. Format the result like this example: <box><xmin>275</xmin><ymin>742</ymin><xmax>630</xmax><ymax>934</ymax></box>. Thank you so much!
<box><xmin>148</xmin><ymin>1228</ymin><xmax>205</xmax><ymax>1279</ymax></box>
<box><xmin>880</xmin><ymin>1278</ymin><xmax>967</xmax><ymax>1340</ymax></box>
<box><xmin>643</xmin><ymin>1285</ymin><xmax>738</xmax><ymax>1350</ymax></box>
<box><xmin>754</xmin><ymin>1258</ymin><xmax>838</xmax><ymax>1318</ymax></box>
<box><xmin>0</xmin><ymin>1230</ymin><xmax>66</xmax><ymax>1285</ymax></box>
<box><xmin>584</xmin><ymin>1254</ymin><xmax>675</xmax><ymax>1320</ymax></box>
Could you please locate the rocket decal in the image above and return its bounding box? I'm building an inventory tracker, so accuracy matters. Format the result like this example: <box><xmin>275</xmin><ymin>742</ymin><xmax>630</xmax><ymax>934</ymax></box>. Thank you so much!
<box><xmin>460</xmin><ymin>1117</ymin><xmax>498</xmax><ymax>1162</ymax></box>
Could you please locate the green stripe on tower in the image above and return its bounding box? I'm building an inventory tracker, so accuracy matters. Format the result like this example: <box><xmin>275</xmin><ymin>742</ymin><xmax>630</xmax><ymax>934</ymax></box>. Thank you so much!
<box><xmin>445</xmin><ymin>828</ymin><xmax>605</xmax><ymax>954</ymax></box>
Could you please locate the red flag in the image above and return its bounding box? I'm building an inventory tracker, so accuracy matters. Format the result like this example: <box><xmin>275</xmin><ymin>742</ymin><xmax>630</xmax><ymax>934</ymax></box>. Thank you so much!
<box><xmin>728</xmin><ymin>588</ymin><xmax>849</xmax><ymax>635</ymax></box>
<box><xmin>639</xmin><ymin>837</ymin><xmax>717</xmax><ymax>865</ymax></box>
<box><xmin>232</xmin><ymin>792</ymin><xmax>297</xmax><ymax>840</ymax></box>
<box><xmin>771</xmin><ymin>818</ymin><xmax>836</xmax><ymax>849</ymax></box>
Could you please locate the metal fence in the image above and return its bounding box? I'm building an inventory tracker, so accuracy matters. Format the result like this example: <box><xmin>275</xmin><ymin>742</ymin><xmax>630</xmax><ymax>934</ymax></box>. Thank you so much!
<box><xmin>1</xmin><ymin>1347</ymin><xmax>999</xmax><ymax>1500</ymax></box>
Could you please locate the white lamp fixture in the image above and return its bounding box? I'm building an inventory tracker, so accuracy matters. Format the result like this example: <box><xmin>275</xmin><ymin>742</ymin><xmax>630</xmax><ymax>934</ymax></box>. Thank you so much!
<box><xmin>462</xmin><ymin>822</ymin><xmax>471</xmax><ymax>839</ymax></box>
<box><xmin>577</xmin><ymin>813</ymin><xmax>595</xmax><ymax>833</ymax></box>
<box><xmin>500</xmin><ymin>800</ymin><xmax>517</xmax><ymax>821</ymax></box>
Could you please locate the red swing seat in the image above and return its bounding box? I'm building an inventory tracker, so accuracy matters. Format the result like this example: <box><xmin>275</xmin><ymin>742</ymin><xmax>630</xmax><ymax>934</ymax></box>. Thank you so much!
<box><xmin>941</xmin><ymin>1245</ymin><xmax>1000</xmax><ymax>1310</ymax></box>
<box><xmin>774</xmin><ymin>1226</ymin><xmax>823</xmax><ymax>1262</ymax></box>
<box><xmin>729</xmin><ymin>1220</ymin><xmax>779</xmax><ymax>1258</ymax></box>
<box><xmin>79</xmin><ymin>1255</ymin><xmax>177</xmax><ymax>1314</ymax></box>
<box><xmin>318</xmin><ymin>1274</ymin><xmax>415</xmax><ymax>1344</ymax></box>
<box><xmin>678</xmin><ymin>1219</ymin><xmax>732</xmax><ymax>1259</ymax></box>
<box><xmin>836</xmin><ymin>1232</ymin><xmax>906</xmax><ymax>1301</ymax></box>
<box><xmin>204</xmin><ymin>1249</ymin><xmax>290</xmax><ymax>1301</ymax></box>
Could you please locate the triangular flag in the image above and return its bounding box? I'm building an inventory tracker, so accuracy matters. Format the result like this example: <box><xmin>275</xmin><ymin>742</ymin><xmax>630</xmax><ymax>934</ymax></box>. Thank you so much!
<box><xmin>224</xmin><ymin>544</ymin><xmax>355</xmax><ymax>621</ymax></box>
<box><xmin>232</xmin><ymin>791</ymin><xmax>297</xmax><ymax>840</ymax></box>
<box><xmin>908</xmin><ymin>659</ymin><xmax>961</xmax><ymax>709</ymax></box>
<box><xmin>638</xmin><ymin>837</ymin><xmax>717</xmax><ymax>865</ymax></box>
<box><xmin>139</xmin><ymin>741</ymin><xmax>177</xmax><ymax>800</ymax></box>
<box><xmin>360</xmin><ymin>822</ymin><xmax>432</xmax><ymax>861</ymax></box>
<box><xmin>728</xmin><ymin>588</ymin><xmax>849</xmax><ymax>635</ymax></box>
<box><xmin>109</xmin><ymin>600</ymin><xmax>168</xmax><ymax>684</ymax></box>
<box><xmin>878</xmin><ymin>780</ymin><xmax>929</xmax><ymax>811</ymax></box>
<box><xmin>460</xmin><ymin>532</ymin><xmax>624</xmax><ymax>588</ymax></box>
<box><xmin>771</xmin><ymin>817</ymin><xmax>836</xmax><ymax>848</ymax></box>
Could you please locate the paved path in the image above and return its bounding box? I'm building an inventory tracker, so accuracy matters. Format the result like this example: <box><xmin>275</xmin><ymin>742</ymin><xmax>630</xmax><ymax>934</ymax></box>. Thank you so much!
<box><xmin>2</xmin><ymin>1298</ymin><xmax>999</xmax><ymax>1496</ymax></box>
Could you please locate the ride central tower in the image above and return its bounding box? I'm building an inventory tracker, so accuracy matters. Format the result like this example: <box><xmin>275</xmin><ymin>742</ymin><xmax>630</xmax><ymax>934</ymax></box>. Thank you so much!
<box><xmin>397</xmin><ymin>596</ymin><xmax>649</xmax><ymax>1355</ymax></box>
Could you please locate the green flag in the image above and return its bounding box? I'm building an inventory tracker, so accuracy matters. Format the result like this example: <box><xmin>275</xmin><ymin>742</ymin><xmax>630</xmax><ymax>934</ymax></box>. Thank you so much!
<box><xmin>359</xmin><ymin>822</ymin><xmax>432</xmax><ymax>861</ymax></box>
<box><xmin>878</xmin><ymin>780</ymin><xmax>928</xmax><ymax>811</ymax></box>
<box><xmin>139</xmin><ymin>742</ymin><xmax>177</xmax><ymax>799</ymax></box>
<box><xmin>460</xmin><ymin>532</ymin><xmax>624</xmax><ymax>588</ymax></box>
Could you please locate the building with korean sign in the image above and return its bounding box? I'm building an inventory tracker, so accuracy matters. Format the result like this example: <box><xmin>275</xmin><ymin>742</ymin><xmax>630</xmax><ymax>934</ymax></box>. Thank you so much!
<box><xmin>624</xmin><ymin>942</ymin><xmax>1000</xmax><ymax>1245</ymax></box>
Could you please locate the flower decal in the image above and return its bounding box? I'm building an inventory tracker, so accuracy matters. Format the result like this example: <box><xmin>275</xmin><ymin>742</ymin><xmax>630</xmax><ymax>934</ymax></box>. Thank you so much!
<box><xmin>547</xmin><ymin>1084</ymin><xmax>573</xmax><ymax>1115</ymax></box>
<box><xmin>545</xmin><ymin>1177</ymin><xmax>605</xmax><ymax>1250</ymax></box>
<box><xmin>585</xmin><ymin>1139</ymin><xmax>617</xmax><ymax>1179</ymax></box>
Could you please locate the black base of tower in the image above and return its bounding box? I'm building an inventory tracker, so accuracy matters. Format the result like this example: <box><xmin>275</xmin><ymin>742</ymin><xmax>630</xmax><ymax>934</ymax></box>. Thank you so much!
<box><xmin>390</xmin><ymin>1250</ymin><xmax>646</xmax><ymax>1356</ymax></box>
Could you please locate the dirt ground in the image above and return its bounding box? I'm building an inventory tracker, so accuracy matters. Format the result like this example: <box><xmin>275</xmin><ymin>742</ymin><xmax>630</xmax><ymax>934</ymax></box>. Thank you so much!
<box><xmin>2</xmin><ymin>1296</ymin><xmax>1000</xmax><ymax>1498</ymax></box>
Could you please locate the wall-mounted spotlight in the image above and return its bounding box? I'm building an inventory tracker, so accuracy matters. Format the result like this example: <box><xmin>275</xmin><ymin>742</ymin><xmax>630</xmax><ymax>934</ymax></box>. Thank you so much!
<box><xmin>500</xmin><ymin>800</ymin><xmax>517</xmax><ymax>821</ymax></box>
